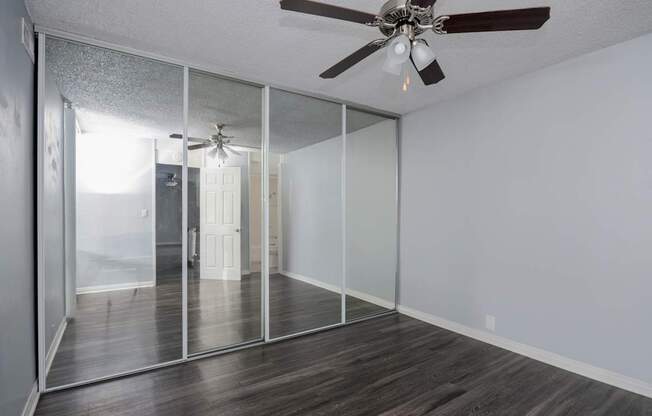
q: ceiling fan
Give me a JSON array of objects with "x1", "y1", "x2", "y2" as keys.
[
  {"x1": 169, "y1": 123, "x2": 256, "y2": 164},
  {"x1": 279, "y1": 0, "x2": 551, "y2": 87}
]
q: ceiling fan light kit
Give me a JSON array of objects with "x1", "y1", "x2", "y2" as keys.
[
  {"x1": 279, "y1": 0, "x2": 551, "y2": 87},
  {"x1": 170, "y1": 123, "x2": 247, "y2": 166},
  {"x1": 382, "y1": 34, "x2": 411, "y2": 75},
  {"x1": 411, "y1": 39, "x2": 436, "y2": 71}
]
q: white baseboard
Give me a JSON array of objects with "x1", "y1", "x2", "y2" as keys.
[
  {"x1": 346, "y1": 288, "x2": 395, "y2": 310},
  {"x1": 281, "y1": 271, "x2": 395, "y2": 310},
  {"x1": 398, "y1": 305, "x2": 652, "y2": 399},
  {"x1": 200, "y1": 275, "x2": 241, "y2": 281},
  {"x1": 21, "y1": 381, "x2": 39, "y2": 416},
  {"x1": 45, "y1": 318, "x2": 67, "y2": 375},
  {"x1": 282, "y1": 271, "x2": 341, "y2": 293},
  {"x1": 76, "y1": 281, "x2": 155, "y2": 295}
]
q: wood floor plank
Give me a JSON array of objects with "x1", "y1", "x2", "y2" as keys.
[
  {"x1": 47, "y1": 272, "x2": 389, "y2": 387},
  {"x1": 37, "y1": 315, "x2": 652, "y2": 415}
]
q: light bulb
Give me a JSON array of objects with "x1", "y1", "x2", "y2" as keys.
[{"x1": 401, "y1": 65, "x2": 410, "y2": 93}]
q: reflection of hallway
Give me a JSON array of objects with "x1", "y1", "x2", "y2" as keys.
[{"x1": 47, "y1": 271, "x2": 389, "y2": 386}]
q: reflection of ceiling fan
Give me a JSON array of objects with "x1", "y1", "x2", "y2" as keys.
[
  {"x1": 279, "y1": 0, "x2": 551, "y2": 88},
  {"x1": 164, "y1": 173, "x2": 178, "y2": 188},
  {"x1": 169, "y1": 123, "x2": 257, "y2": 164}
]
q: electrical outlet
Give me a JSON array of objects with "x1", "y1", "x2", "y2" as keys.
[
  {"x1": 141, "y1": 208, "x2": 149, "y2": 218},
  {"x1": 485, "y1": 315, "x2": 496, "y2": 332}
]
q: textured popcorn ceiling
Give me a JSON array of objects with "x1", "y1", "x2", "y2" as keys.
[
  {"x1": 45, "y1": 38, "x2": 388, "y2": 153},
  {"x1": 27, "y1": 0, "x2": 652, "y2": 114}
]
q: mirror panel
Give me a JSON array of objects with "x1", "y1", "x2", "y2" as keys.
[
  {"x1": 39, "y1": 35, "x2": 398, "y2": 390},
  {"x1": 345, "y1": 109, "x2": 398, "y2": 321},
  {"x1": 187, "y1": 70, "x2": 263, "y2": 353},
  {"x1": 43, "y1": 37, "x2": 184, "y2": 387},
  {"x1": 268, "y1": 89, "x2": 343, "y2": 338}
]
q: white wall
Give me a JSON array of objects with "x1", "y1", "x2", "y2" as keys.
[
  {"x1": 76, "y1": 135, "x2": 155, "y2": 290},
  {"x1": 401, "y1": 33, "x2": 652, "y2": 387},
  {"x1": 346, "y1": 119, "x2": 397, "y2": 304}
]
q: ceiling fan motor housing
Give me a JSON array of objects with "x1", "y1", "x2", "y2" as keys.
[{"x1": 379, "y1": 0, "x2": 434, "y2": 37}]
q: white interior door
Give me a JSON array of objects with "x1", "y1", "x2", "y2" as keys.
[{"x1": 200, "y1": 167, "x2": 241, "y2": 280}]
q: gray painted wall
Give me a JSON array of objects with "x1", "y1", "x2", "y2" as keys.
[
  {"x1": 281, "y1": 137, "x2": 343, "y2": 288},
  {"x1": 43, "y1": 68, "x2": 66, "y2": 360},
  {"x1": 401, "y1": 33, "x2": 652, "y2": 385},
  {"x1": 280, "y1": 120, "x2": 399, "y2": 302},
  {"x1": 346, "y1": 119, "x2": 397, "y2": 303},
  {"x1": 0, "y1": 1, "x2": 37, "y2": 415},
  {"x1": 63, "y1": 107, "x2": 77, "y2": 316}
]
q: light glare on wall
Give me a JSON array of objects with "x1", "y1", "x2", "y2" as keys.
[{"x1": 77, "y1": 133, "x2": 153, "y2": 195}]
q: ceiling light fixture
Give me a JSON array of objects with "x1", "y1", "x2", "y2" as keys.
[
  {"x1": 382, "y1": 34, "x2": 411, "y2": 76},
  {"x1": 411, "y1": 39, "x2": 436, "y2": 71},
  {"x1": 165, "y1": 173, "x2": 179, "y2": 188},
  {"x1": 171, "y1": 123, "x2": 244, "y2": 166},
  {"x1": 280, "y1": 0, "x2": 551, "y2": 88}
]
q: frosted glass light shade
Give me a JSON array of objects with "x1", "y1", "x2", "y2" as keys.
[
  {"x1": 382, "y1": 58, "x2": 403, "y2": 75},
  {"x1": 387, "y1": 35, "x2": 411, "y2": 63},
  {"x1": 411, "y1": 40, "x2": 436, "y2": 71},
  {"x1": 382, "y1": 35, "x2": 411, "y2": 75}
]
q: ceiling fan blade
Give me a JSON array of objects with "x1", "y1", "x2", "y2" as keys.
[
  {"x1": 320, "y1": 40, "x2": 386, "y2": 79},
  {"x1": 169, "y1": 133, "x2": 206, "y2": 143},
  {"x1": 280, "y1": 0, "x2": 377, "y2": 25},
  {"x1": 223, "y1": 145, "x2": 242, "y2": 156},
  {"x1": 441, "y1": 7, "x2": 551, "y2": 33},
  {"x1": 411, "y1": 57, "x2": 445, "y2": 86},
  {"x1": 188, "y1": 142, "x2": 214, "y2": 151},
  {"x1": 229, "y1": 144, "x2": 260, "y2": 153}
]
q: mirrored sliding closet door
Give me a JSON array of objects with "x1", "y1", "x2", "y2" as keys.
[
  {"x1": 345, "y1": 109, "x2": 398, "y2": 321},
  {"x1": 42, "y1": 37, "x2": 184, "y2": 388},
  {"x1": 267, "y1": 89, "x2": 344, "y2": 339},
  {"x1": 187, "y1": 70, "x2": 263, "y2": 353},
  {"x1": 39, "y1": 32, "x2": 399, "y2": 392}
]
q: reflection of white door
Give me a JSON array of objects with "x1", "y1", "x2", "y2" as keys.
[{"x1": 200, "y1": 167, "x2": 241, "y2": 280}]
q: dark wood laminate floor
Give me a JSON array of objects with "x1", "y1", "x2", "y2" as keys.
[
  {"x1": 37, "y1": 314, "x2": 652, "y2": 416},
  {"x1": 47, "y1": 272, "x2": 389, "y2": 387}
]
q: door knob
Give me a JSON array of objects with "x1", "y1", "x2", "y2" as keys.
[{"x1": 235, "y1": 228, "x2": 240, "y2": 232}]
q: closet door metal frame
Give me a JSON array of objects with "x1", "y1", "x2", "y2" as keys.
[{"x1": 35, "y1": 27, "x2": 400, "y2": 394}]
